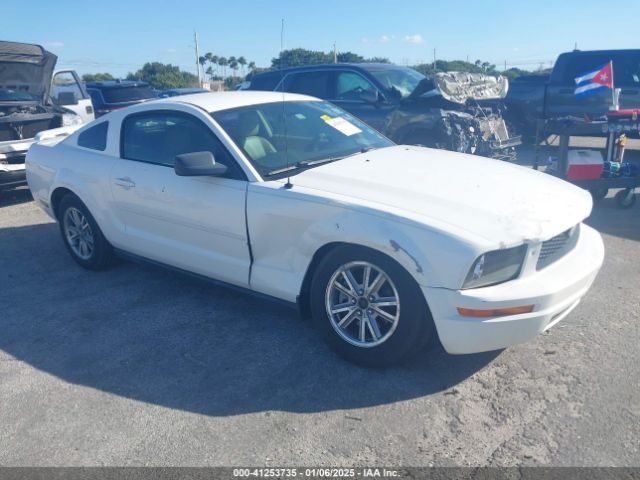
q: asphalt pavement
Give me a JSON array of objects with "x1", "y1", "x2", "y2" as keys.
[{"x1": 0, "y1": 151, "x2": 638, "y2": 466}]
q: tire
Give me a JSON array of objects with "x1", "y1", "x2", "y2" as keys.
[
  {"x1": 589, "y1": 188, "x2": 609, "y2": 202},
  {"x1": 310, "y1": 245, "x2": 434, "y2": 367},
  {"x1": 615, "y1": 188, "x2": 636, "y2": 209},
  {"x1": 57, "y1": 193, "x2": 114, "y2": 270}
]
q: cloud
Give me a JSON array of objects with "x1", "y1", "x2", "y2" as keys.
[
  {"x1": 361, "y1": 37, "x2": 370, "y2": 44},
  {"x1": 379, "y1": 35, "x2": 392, "y2": 44},
  {"x1": 166, "y1": 48, "x2": 177, "y2": 54},
  {"x1": 45, "y1": 41, "x2": 64, "y2": 48},
  {"x1": 403, "y1": 34, "x2": 424, "y2": 45}
]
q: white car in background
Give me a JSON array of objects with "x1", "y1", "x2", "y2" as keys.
[
  {"x1": 0, "y1": 41, "x2": 92, "y2": 191},
  {"x1": 26, "y1": 91, "x2": 604, "y2": 366}
]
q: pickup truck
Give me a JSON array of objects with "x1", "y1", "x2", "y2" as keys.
[
  {"x1": 1, "y1": 40, "x2": 92, "y2": 191},
  {"x1": 505, "y1": 49, "x2": 640, "y2": 139}
]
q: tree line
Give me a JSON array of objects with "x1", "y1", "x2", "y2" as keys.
[
  {"x1": 81, "y1": 48, "x2": 546, "y2": 90},
  {"x1": 198, "y1": 53, "x2": 256, "y2": 81}
]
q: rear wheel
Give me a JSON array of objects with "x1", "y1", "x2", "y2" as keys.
[
  {"x1": 310, "y1": 245, "x2": 434, "y2": 367},
  {"x1": 58, "y1": 194, "x2": 114, "y2": 270}
]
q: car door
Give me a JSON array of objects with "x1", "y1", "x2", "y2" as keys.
[
  {"x1": 329, "y1": 70, "x2": 393, "y2": 132},
  {"x1": 109, "y1": 108, "x2": 251, "y2": 287},
  {"x1": 51, "y1": 70, "x2": 95, "y2": 123}
]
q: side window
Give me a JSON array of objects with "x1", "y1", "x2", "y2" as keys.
[
  {"x1": 121, "y1": 111, "x2": 245, "y2": 179},
  {"x1": 77, "y1": 122, "x2": 108, "y2": 151},
  {"x1": 335, "y1": 72, "x2": 377, "y2": 101},
  {"x1": 283, "y1": 71, "x2": 331, "y2": 98},
  {"x1": 562, "y1": 55, "x2": 612, "y2": 85},
  {"x1": 613, "y1": 54, "x2": 640, "y2": 86},
  {"x1": 51, "y1": 71, "x2": 85, "y2": 105}
]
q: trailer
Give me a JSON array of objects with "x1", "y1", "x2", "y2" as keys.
[{"x1": 533, "y1": 109, "x2": 640, "y2": 209}]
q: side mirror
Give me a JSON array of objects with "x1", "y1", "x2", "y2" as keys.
[
  {"x1": 359, "y1": 89, "x2": 380, "y2": 104},
  {"x1": 56, "y1": 91, "x2": 79, "y2": 105},
  {"x1": 174, "y1": 151, "x2": 228, "y2": 177}
]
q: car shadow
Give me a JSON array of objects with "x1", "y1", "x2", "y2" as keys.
[
  {"x1": 0, "y1": 186, "x2": 33, "y2": 208},
  {"x1": 1, "y1": 222, "x2": 499, "y2": 416}
]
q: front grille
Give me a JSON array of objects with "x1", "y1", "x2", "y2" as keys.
[{"x1": 537, "y1": 224, "x2": 580, "y2": 270}]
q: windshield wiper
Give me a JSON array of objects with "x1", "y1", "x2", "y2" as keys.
[
  {"x1": 264, "y1": 164, "x2": 301, "y2": 176},
  {"x1": 265, "y1": 146, "x2": 381, "y2": 177},
  {"x1": 299, "y1": 146, "x2": 379, "y2": 167}
]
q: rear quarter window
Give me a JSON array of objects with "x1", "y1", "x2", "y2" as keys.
[{"x1": 77, "y1": 122, "x2": 108, "y2": 151}]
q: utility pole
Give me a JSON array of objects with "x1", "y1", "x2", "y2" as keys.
[
  {"x1": 333, "y1": 42, "x2": 337, "y2": 64},
  {"x1": 194, "y1": 30, "x2": 202, "y2": 87},
  {"x1": 504, "y1": 60, "x2": 507, "y2": 71}
]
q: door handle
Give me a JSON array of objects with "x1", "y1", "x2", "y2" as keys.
[
  {"x1": 559, "y1": 88, "x2": 573, "y2": 94},
  {"x1": 114, "y1": 177, "x2": 136, "y2": 189},
  {"x1": 621, "y1": 89, "x2": 639, "y2": 95}
]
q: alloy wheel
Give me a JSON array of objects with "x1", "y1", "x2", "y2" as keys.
[
  {"x1": 63, "y1": 207, "x2": 94, "y2": 260},
  {"x1": 325, "y1": 261, "x2": 400, "y2": 348}
]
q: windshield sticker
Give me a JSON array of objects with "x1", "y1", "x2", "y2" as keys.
[{"x1": 321, "y1": 116, "x2": 362, "y2": 136}]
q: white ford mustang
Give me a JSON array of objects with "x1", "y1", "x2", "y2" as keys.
[{"x1": 26, "y1": 91, "x2": 604, "y2": 366}]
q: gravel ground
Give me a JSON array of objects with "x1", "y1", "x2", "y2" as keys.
[{"x1": 0, "y1": 147, "x2": 639, "y2": 466}]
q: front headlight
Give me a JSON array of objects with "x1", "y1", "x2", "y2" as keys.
[
  {"x1": 462, "y1": 245, "x2": 527, "y2": 289},
  {"x1": 62, "y1": 112, "x2": 83, "y2": 127}
]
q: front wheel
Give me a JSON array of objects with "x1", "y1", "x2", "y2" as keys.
[{"x1": 310, "y1": 246, "x2": 434, "y2": 367}]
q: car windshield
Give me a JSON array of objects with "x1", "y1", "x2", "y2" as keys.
[
  {"x1": 211, "y1": 101, "x2": 394, "y2": 178},
  {"x1": 0, "y1": 89, "x2": 39, "y2": 102},
  {"x1": 368, "y1": 67, "x2": 425, "y2": 99},
  {"x1": 102, "y1": 86, "x2": 157, "y2": 104}
]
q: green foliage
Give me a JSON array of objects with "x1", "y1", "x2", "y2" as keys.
[
  {"x1": 366, "y1": 57, "x2": 391, "y2": 64},
  {"x1": 81, "y1": 72, "x2": 114, "y2": 82},
  {"x1": 126, "y1": 62, "x2": 198, "y2": 90},
  {"x1": 272, "y1": 48, "x2": 333, "y2": 68},
  {"x1": 336, "y1": 51, "x2": 365, "y2": 63},
  {"x1": 271, "y1": 48, "x2": 390, "y2": 68}
]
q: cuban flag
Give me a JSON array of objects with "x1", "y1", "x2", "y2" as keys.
[{"x1": 575, "y1": 61, "x2": 614, "y2": 97}]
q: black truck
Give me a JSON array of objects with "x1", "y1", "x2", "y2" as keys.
[{"x1": 505, "y1": 49, "x2": 640, "y2": 139}]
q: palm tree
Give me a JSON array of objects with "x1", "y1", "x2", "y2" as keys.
[
  {"x1": 218, "y1": 57, "x2": 228, "y2": 78},
  {"x1": 248, "y1": 61, "x2": 256, "y2": 72},
  {"x1": 210, "y1": 55, "x2": 219, "y2": 77},
  {"x1": 229, "y1": 60, "x2": 239, "y2": 77},
  {"x1": 237, "y1": 56, "x2": 247, "y2": 75},
  {"x1": 228, "y1": 56, "x2": 237, "y2": 77},
  {"x1": 205, "y1": 66, "x2": 214, "y2": 80},
  {"x1": 198, "y1": 56, "x2": 207, "y2": 81}
]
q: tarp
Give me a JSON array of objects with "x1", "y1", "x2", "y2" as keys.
[{"x1": 0, "y1": 41, "x2": 58, "y2": 100}]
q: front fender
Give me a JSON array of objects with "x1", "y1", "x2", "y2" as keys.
[{"x1": 247, "y1": 183, "x2": 477, "y2": 303}]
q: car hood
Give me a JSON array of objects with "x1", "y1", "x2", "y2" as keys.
[
  {"x1": 0, "y1": 41, "x2": 57, "y2": 102},
  {"x1": 409, "y1": 72, "x2": 509, "y2": 104},
  {"x1": 289, "y1": 145, "x2": 592, "y2": 246}
]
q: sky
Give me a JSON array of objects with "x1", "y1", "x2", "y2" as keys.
[{"x1": 4, "y1": 0, "x2": 640, "y2": 77}]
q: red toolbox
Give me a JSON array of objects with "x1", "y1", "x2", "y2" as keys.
[{"x1": 566, "y1": 150, "x2": 604, "y2": 181}]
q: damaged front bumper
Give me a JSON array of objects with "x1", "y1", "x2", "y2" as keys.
[
  {"x1": 422, "y1": 223, "x2": 604, "y2": 354},
  {"x1": 0, "y1": 139, "x2": 33, "y2": 189}
]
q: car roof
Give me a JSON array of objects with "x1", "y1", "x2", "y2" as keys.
[
  {"x1": 252, "y1": 62, "x2": 408, "y2": 78},
  {"x1": 154, "y1": 90, "x2": 320, "y2": 112},
  {"x1": 85, "y1": 80, "x2": 149, "y2": 88}
]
